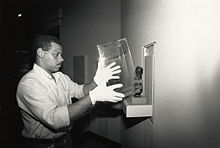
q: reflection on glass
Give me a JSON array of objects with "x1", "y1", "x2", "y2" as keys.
[{"x1": 97, "y1": 38, "x2": 135, "y2": 97}]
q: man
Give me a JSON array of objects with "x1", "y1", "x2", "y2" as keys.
[{"x1": 16, "y1": 35, "x2": 125, "y2": 148}]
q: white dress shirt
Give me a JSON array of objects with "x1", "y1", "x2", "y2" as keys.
[{"x1": 16, "y1": 64, "x2": 84, "y2": 139}]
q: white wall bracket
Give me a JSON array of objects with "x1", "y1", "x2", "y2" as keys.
[{"x1": 122, "y1": 96, "x2": 152, "y2": 118}]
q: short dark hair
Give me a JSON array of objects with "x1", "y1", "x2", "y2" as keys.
[{"x1": 32, "y1": 35, "x2": 61, "y2": 52}]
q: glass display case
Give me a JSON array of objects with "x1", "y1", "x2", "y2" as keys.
[{"x1": 97, "y1": 38, "x2": 135, "y2": 97}]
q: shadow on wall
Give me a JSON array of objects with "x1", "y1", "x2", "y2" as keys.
[
  {"x1": 121, "y1": 116, "x2": 150, "y2": 129},
  {"x1": 89, "y1": 102, "x2": 123, "y2": 118},
  {"x1": 194, "y1": 60, "x2": 220, "y2": 148}
]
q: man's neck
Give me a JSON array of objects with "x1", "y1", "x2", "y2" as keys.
[{"x1": 35, "y1": 62, "x2": 53, "y2": 76}]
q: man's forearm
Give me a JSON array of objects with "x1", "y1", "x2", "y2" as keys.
[
  {"x1": 67, "y1": 80, "x2": 97, "y2": 122},
  {"x1": 83, "y1": 80, "x2": 97, "y2": 96},
  {"x1": 67, "y1": 95, "x2": 93, "y2": 122}
]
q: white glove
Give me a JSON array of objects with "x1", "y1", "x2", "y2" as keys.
[
  {"x1": 94, "y1": 62, "x2": 121, "y2": 86},
  {"x1": 89, "y1": 84, "x2": 125, "y2": 105}
]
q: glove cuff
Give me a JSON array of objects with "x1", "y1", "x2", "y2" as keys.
[
  {"x1": 89, "y1": 90, "x2": 96, "y2": 105},
  {"x1": 93, "y1": 76, "x2": 99, "y2": 86}
]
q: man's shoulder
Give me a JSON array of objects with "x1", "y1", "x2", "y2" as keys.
[
  {"x1": 23, "y1": 69, "x2": 37, "y2": 77},
  {"x1": 54, "y1": 71, "x2": 71, "y2": 80},
  {"x1": 18, "y1": 69, "x2": 40, "y2": 84}
]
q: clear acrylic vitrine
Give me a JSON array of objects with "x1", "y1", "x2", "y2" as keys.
[{"x1": 96, "y1": 38, "x2": 135, "y2": 97}]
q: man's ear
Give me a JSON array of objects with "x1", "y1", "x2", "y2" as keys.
[{"x1": 37, "y1": 48, "x2": 44, "y2": 57}]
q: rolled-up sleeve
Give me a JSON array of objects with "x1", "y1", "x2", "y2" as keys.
[
  {"x1": 69, "y1": 81, "x2": 84, "y2": 99},
  {"x1": 17, "y1": 79, "x2": 70, "y2": 130},
  {"x1": 62, "y1": 74, "x2": 85, "y2": 99}
]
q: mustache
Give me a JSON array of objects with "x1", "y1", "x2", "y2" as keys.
[{"x1": 57, "y1": 62, "x2": 63, "y2": 66}]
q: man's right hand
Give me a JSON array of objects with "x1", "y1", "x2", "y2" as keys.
[
  {"x1": 94, "y1": 62, "x2": 121, "y2": 86},
  {"x1": 89, "y1": 83, "x2": 125, "y2": 105}
]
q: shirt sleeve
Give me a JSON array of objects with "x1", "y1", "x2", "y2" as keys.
[
  {"x1": 17, "y1": 78, "x2": 70, "y2": 130},
  {"x1": 62, "y1": 74, "x2": 85, "y2": 99}
]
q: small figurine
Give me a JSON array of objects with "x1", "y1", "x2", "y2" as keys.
[{"x1": 134, "y1": 66, "x2": 143, "y2": 97}]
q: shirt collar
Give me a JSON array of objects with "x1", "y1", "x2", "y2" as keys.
[{"x1": 33, "y1": 63, "x2": 60, "y2": 81}]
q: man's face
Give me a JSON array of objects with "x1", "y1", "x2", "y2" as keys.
[{"x1": 42, "y1": 42, "x2": 64, "y2": 73}]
